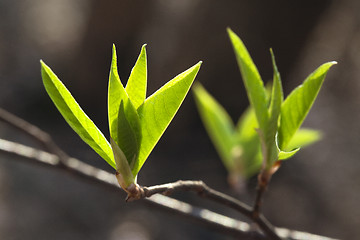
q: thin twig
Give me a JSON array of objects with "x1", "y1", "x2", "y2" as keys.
[
  {"x1": 0, "y1": 108, "x2": 69, "y2": 162},
  {"x1": 252, "y1": 162, "x2": 282, "y2": 240},
  {"x1": 253, "y1": 170, "x2": 269, "y2": 218},
  {"x1": 139, "y1": 180, "x2": 280, "y2": 240}
]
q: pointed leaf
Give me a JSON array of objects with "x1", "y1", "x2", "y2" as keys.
[
  {"x1": 41, "y1": 61, "x2": 115, "y2": 168},
  {"x1": 193, "y1": 83, "x2": 236, "y2": 170},
  {"x1": 227, "y1": 28, "x2": 268, "y2": 132},
  {"x1": 268, "y1": 49, "x2": 283, "y2": 126},
  {"x1": 286, "y1": 128, "x2": 322, "y2": 151},
  {"x1": 135, "y1": 62, "x2": 202, "y2": 175},
  {"x1": 126, "y1": 44, "x2": 147, "y2": 109},
  {"x1": 265, "y1": 49, "x2": 283, "y2": 166},
  {"x1": 278, "y1": 61, "x2": 336, "y2": 149},
  {"x1": 108, "y1": 44, "x2": 129, "y2": 143},
  {"x1": 108, "y1": 45, "x2": 142, "y2": 150}
]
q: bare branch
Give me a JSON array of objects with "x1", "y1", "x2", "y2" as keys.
[
  {"x1": 0, "y1": 108, "x2": 69, "y2": 162},
  {"x1": 0, "y1": 108, "x2": 339, "y2": 240},
  {"x1": 0, "y1": 138, "x2": 339, "y2": 240},
  {"x1": 137, "y1": 180, "x2": 280, "y2": 240},
  {"x1": 0, "y1": 138, "x2": 263, "y2": 239}
]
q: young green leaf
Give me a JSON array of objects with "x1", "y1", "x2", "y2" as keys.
[
  {"x1": 275, "y1": 133, "x2": 299, "y2": 161},
  {"x1": 135, "y1": 62, "x2": 202, "y2": 175},
  {"x1": 126, "y1": 44, "x2": 147, "y2": 109},
  {"x1": 268, "y1": 49, "x2": 283, "y2": 127},
  {"x1": 278, "y1": 61, "x2": 337, "y2": 149},
  {"x1": 41, "y1": 61, "x2": 115, "y2": 169},
  {"x1": 227, "y1": 28, "x2": 269, "y2": 132},
  {"x1": 286, "y1": 128, "x2": 322, "y2": 151},
  {"x1": 108, "y1": 45, "x2": 142, "y2": 152},
  {"x1": 108, "y1": 45, "x2": 130, "y2": 144},
  {"x1": 117, "y1": 101, "x2": 140, "y2": 169},
  {"x1": 278, "y1": 147, "x2": 300, "y2": 160},
  {"x1": 110, "y1": 138, "x2": 135, "y2": 188},
  {"x1": 193, "y1": 83, "x2": 236, "y2": 170},
  {"x1": 264, "y1": 49, "x2": 283, "y2": 166}
]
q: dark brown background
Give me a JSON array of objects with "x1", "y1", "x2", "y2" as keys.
[{"x1": 0, "y1": 0, "x2": 359, "y2": 239}]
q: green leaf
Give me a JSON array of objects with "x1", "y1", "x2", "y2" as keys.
[
  {"x1": 117, "y1": 101, "x2": 140, "y2": 170},
  {"x1": 41, "y1": 61, "x2": 115, "y2": 169},
  {"x1": 110, "y1": 138, "x2": 135, "y2": 188},
  {"x1": 193, "y1": 83, "x2": 236, "y2": 170},
  {"x1": 108, "y1": 44, "x2": 129, "y2": 144},
  {"x1": 235, "y1": 107, "x2": 262, "y2": 177},
  {"x1": 265, "y1": 49, "x2": 283, "y2": 166},
  {"x1": 108, "y1": 45, "x2": 142, "y2": 154},
  {"x1": 135, "y1": 62, "x2": 202, "y2": 175},
  {"x1": 268, "y1": 49, "x2": 283, "y2": 126},
  {"x1": 275, "y1": 133, "x2": 300, "y2": 160},
  {"x1": 227, "y1": 28, "x2": 269, "y2": 132},
  {"x1": 236, "y1": 107, "x2": 258, "y2": 141},
  {"x1": 126, "y1": 44, "x2": 147, "y2": 109},
  {"x1": 278, "y1": 147, "x2": 300, "y2": 160},
  {"x1": 286, "y1": 128, "x2": 322, "y2": 151},
  {"x1": 278, "y1": 61, "x2": 336, "y2": 149}
]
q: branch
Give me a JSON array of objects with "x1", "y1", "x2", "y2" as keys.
[
  {"x1": 0, "y1": 139, "x2": 339, "y2": 240},
  {"x1": 0, "y1": 108, "x2": 339, "y2": 240},
  {"x1": 137, "y1": 180, "x2": 280, "y2": 240},
  {"x1": 0, "y1": 108, "x2": 69, "y2": 161},
  {"x1": 0, "y1": 138, "x2": 263, "y2": 239}
]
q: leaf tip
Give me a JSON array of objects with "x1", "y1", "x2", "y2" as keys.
[
  {"x1": 112, "y1": 44, "x2": 117, "y2": 58},
  {"x1": 226, "y1": 27, "x2": 233, "y2": 34},
  {"x1": 40, "y1": 59, "x2": 47, "y2": 68},
  {"x1": 269, "y1": 48, "x2": 275, "y2": 59}
]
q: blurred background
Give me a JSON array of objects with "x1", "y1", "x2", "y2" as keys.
[{"x1": 0, "y1": 0, "x2": 359, "y2": 239}]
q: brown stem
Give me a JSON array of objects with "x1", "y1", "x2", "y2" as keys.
[{"x1": 253, "y1": 170, "x2": 271, "y2": 218}]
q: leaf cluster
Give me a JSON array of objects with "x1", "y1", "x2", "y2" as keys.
[
  {"x1": 193, "y1": 29, "x2": 336, "y2": 180},
  {"x1": 41, "y1": 45, "x2": 201, "y2": 190}
]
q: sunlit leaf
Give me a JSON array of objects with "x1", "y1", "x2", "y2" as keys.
[
  {"x1": 135, "y1": 62, "x2": 202, "y2": 175},
  {"x1": 41, "y1": 61, "x2": 115, "y2": 168},
  {"x1": 278, "y1": 61, "x2": 336, "y2": 149},
  {"x1": 126, "y1": 44, "x2": 147, "y2": 109},
  {"x1": 265, "y1": 49, "x2": 283, "y2": 166},
  {"x1": 117, "y1": 101, "x2": 140, "y2": 170},
  {"x1": 108, "y1": 45, "x2": 130, "y2": 144},
  {"x1": 227, "y1": 28, "x2": 268, "y2": 132},
  {"x1": 108, "y1": 45, "x2": 142, "y2": 160}
]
